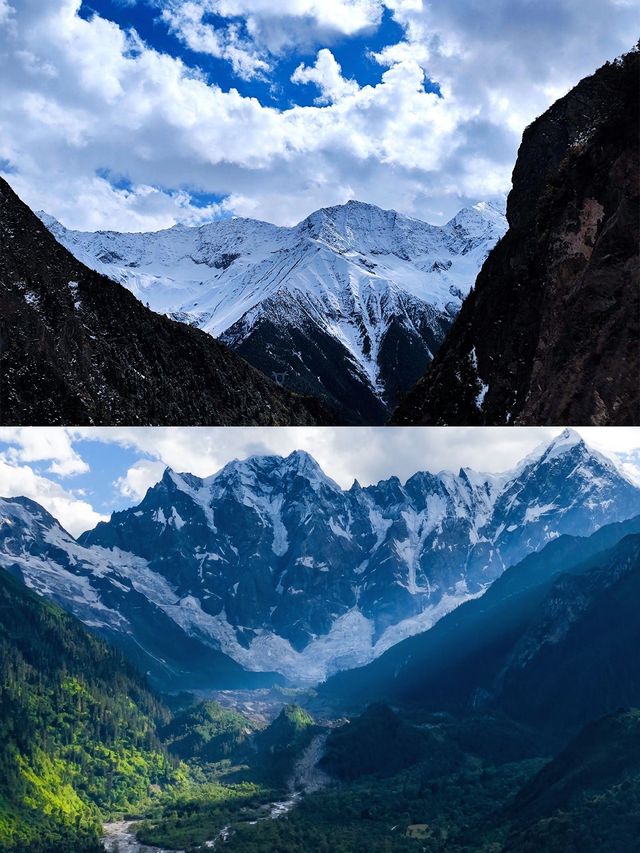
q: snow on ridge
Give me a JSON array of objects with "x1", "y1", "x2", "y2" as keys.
[
  {"x1": 4, "y1": 427, "x2": 637, "y2": 686},
  {"x1": 40, "y1": 199, "x2": 507, "y2": 396},
  {"x1": 166, "y1": 468, "x2": 216, "y2": 530}
]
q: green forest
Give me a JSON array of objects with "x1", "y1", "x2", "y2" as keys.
[
  {"x1": 2, "y1": 565, "x2": 640, "y2": 853},
  {"x1": 0, "y1": 568, "x2": 181, "y2": 852}
]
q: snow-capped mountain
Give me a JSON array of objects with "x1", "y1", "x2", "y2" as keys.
[
  {"x1": 39, "y1": 200, "x2": 506, "y2": 423},
  {"x1": 2, "y1": 431, "x2": 637, "y2": 685}
]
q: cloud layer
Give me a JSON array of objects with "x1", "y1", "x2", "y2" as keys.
[
  {"x1": 0, "y1": 0, "x2": 635, "y2": 230},
  {"x1": 1, "y1": 428, "x2": 638, "y2": 536}
]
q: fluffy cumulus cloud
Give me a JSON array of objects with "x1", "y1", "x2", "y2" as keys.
[
  {"x1": 114, "y1": 459, "x2": 168, "y2": 501},
  {"x1": 72, "y1": 426, "x2": 639, "y2": 491},
  {"x1": 0, "y1": 427, "x2": 108, "y2": 535},
  {"x1": 0, "y1": 460, "x2": 107, "y2": 537},
  {"x1": 0, "y1": 0, "x2": 636, "y2": 229},
  {"x1": 291, "y1": 49, "x2": 360, "y2": 104},
  {"x1": 163, "y1": 0, "x2": 385, "y2": 58},
  {"x1": 0, "y1": 427, "x2": 89, "y2": 476},
  {"x1": 160, "y1": 1, "x2": 271, "y2": 80}
]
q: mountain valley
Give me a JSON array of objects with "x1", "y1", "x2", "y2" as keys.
[{"x1": 1, "y1": 430, "x2": 640, "y2": 852}]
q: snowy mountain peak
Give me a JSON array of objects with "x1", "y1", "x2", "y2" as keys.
[
  {"x1": 283, "y1": 448, "x2": 328, "y2": 478},
  {"x1": 36, "y1": 210, "x2": 64, "y2": 233},
  {"x1": 444, "y1": 202, "x2": 507, "y2": 249},
  {"x1": 517, "y1": 428, "x2": 603, "y2": 473},
  {"x1": 3, "y1": 436, "x2": 640, "y2": 686},
  {"x1": 1, "y1": 495, "x2": 62, "y2": 531},
  {"x1": 544, "y1": 427, "x2": 585, "y2": 455},
  {"x1": 40, "y1": 199, "x2": 506, "y2": 422},
  {"x1": 298, "y1": 199, "x2": 403, "y2": 251},
  {"x1": 161, "y1": 466, "x2": 204, "y2": 493},
  {"x1": 213, "y1": 450, "x2": 339, "y2": 494}
]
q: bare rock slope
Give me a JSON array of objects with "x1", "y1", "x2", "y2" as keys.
[{"x1": 393, "y1": 49, "x2": 639, "y2": 426}]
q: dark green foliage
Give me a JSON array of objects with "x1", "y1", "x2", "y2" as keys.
[
  {"x1": 438, "y1": 715, "x2": 543, "y2": 766},
  {"x1": 183, "y1": 710, "x2": 640, "y2": 853},
  {"x1": 220, "y1": 749, "x2": 542, "y2": 852},
  {"x1": 0, "y1": 568, "x2": 177, "y2": 852},
  {"x1": 320, "y1": 704, "x2": 429, "y2": 780},
  {"x1": 161, "y1": 700, "x2": 257, "y2": 763},
  {"x1": 254, "y1": 704, "x2": 317, "y2": 786},
  {"x1": 505, "y1": 708, "x2": 640, "y2": 853},
  {"x1": 135, "y1": 780, "x2": 271, "y2": 852}
]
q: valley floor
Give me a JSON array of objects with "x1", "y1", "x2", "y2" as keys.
[
  {"x1": 119, "y1": 703, "x2": 640, "y2": 853},
  {"x1": 103, "y1": 821, "x2": 177, "y2": 853}
]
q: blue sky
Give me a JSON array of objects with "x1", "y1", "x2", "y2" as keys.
[
  {"x1": 78, "y1": 1, "x2": 424, "y2": 110},
  {"x1": 57, "y1": 438, "x2": 150, "y2": 513},
  {"x1": 0, "y1": 0, "x2": 635, "y2": 232},
  {"x1": 0, "y1": 427, "x2": 638, "y2": 537}
]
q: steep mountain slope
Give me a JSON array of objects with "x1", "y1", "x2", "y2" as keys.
[
  {"x1": 160, "y1": 700, "x2": 258, "y2": 764},
  {"x1": 505, "y1": 709, "x2": 640, "y2": 853},
  {"x1": 321, "y1": 515, "x2": 640, "y2": 743},
  {"x1": 2, "y1": 431, "x2": 638, "y2": 686},
  {"x1": 41, "y1": 200, "x2": 506, "y2": 424},
  {"x1": 0, "y1": 497, "x2": 279, "y2": 692},
  {"x1": 0, "y1": 566, "x2": 174, "y2": 852},
  {"x1": 393, "y1": 49, "x2": 640, "y2": 426},
  {"x1": 0, "y1": 177, "x2": 330, "y2": 426}
]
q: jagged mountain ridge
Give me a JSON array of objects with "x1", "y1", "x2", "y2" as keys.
[
  {"x1": 1, "y1": 430, "x2": 638, "y2": 687},
  {"x1": 40, "y1": 200, "x2": 506, "y2": 424},
  {"x1": 0, "y1": 177, "x2": 331, "y2": 426},
  {"x1": 393, "y1": 49, "x2": 640, "y2": 426}
]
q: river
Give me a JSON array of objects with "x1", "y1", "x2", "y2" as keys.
[
  {"x1": 102, "y1": 820, "x2": 183, "y2": 853},
  {"x1": 102, "y1": 732, "x2": 331, "y2": 852}
]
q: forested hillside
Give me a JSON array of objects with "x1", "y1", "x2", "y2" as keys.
[{"x1": 0, "y1": 568, "x2": 177, "y2": 852}]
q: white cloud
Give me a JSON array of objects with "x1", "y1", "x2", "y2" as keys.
[
  {"x1": 114, "y1": 459, "x2": 167, "y2": 501},
  {"x1": 0, "y1": 0, "x2": 14, "y2": 25},
  {"x1": 193, "y1": 0, "x2": 385, "y2": 53},
  {"x1": 71, "y1": 426, "x2": 639, "y2": 492},
  {"x1": 292, "y1": 49, "x2": 360, "y2": 103},
  {"x1": 0, "y1": 0, "x2": 636, "y2": 230},
  {"x1": 161, "y1": 2, "x2": 270, "y2": 80},
  {"x1": 0, "y1": 427, "x2": 89, "y2": 476},
  {"x1": 0, "y1": 459, "x2": 107, "y2": 537}
]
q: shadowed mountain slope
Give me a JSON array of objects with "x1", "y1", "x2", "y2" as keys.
[
  {"x1": 0, "y1": 178, "x2": 332, "y2": 426},
  {"x1": 393, "y1": 49, "x2": 640, "y2": 426},
  {"x1": 321, "y1": 516, "x2": 640, "y2": 745}
]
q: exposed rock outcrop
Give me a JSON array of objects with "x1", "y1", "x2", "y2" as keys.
[{"x1": 393, "y1": 49, "x2": 639, "y2": 426}]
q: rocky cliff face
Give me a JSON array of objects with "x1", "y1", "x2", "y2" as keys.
[
  {"x1": 393, "y1": 49, "x2": 639, "y2": 426},
  {"x1": 0, "y1": 178, "x2": 330, "y2": 426}
]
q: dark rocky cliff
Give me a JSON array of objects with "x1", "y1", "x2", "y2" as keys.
[
  {"x1": 393, "y1": 49, "x2": 639, "y2": 426},
  {"x1": 0, "y1": 178, "x2": 333, "y2": 425}
]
